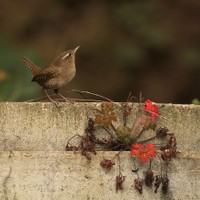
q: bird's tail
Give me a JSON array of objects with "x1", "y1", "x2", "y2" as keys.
[{"x1": 22, "y1": 56, "x2": 42, "y2": 76}]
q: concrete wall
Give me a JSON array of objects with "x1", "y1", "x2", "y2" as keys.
[{"x1": 0, "y1": 102, "x2": 199, "y2": 200}]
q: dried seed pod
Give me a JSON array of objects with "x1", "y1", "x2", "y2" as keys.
[
  {"x1": 145, "y1": 169, "x2": 154, "y2": 186},
  {"x1": 154, "y1": 175, "x2": 162, "y2": 193},
  {"x1": 162, "y1": 176, "x2": 169, "y2": 194},
  {"x1": 160, "y1": 135, "x2": 177, "y2": 163},
  {"x1": 156, "y1": 127, "x2": 169, "y2": 138},
  {"x1": 116, "y1": 174, "x2": 126, "y2": 192},
  {"x1": 100, "y1": 159, "x2": 115, "y2": 171},
  {"x1": 168, "y1": 135, "x2": 177, "y2": 148},
  {"x1": 80, "y1": 135, "x2": 96, "y2": 160},
  {"x1": 134, "y1": 178, "x2": 143, "y2": 194}
]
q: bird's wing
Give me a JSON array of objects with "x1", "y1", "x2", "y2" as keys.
[
  {"x1": 32, "y1": 67, "x2": 60, "y2": 83},
  {"x1": 22, "y1": 56, "x2": 42, "y2": 76}
]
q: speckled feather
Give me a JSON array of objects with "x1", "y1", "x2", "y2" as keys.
[
  {"x1": 22, "y1": 56, "x2": 42, "y2": 76},
  {"x1": 32, "y1": 67, "x2": 60, "y2": 83}
]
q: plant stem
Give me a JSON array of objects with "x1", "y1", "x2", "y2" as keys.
[{"x1": 131, "y1": 114, "x2": 146, "y2": 136}]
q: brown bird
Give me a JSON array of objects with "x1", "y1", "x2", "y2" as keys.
[{"x1": 22, "y1": 46, "x2": 80, "y2": 104}]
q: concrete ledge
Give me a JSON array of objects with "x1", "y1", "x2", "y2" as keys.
[
  {"x1": 0, "y1": 151, "x2": 199, "y2": 200},
  {"x1": 0, "y1": 102, "x2": 200, "y2": 199},
  {"x1": 0, "y1": 102, "x2": 200, "y2": 151}
]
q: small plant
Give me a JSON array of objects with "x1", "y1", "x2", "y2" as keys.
[{"x1": 66, "y1": 98, "x2": 177, "y2": 195}]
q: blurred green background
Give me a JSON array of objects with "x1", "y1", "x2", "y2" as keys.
[{"x1": 0, "y1": 0, "x2": 199, "y2": 103}]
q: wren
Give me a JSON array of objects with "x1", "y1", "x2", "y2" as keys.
[{"x1": 22, "y1": 46, "x2": 79, "y2": 104}]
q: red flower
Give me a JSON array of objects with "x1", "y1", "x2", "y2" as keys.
[
  {"x1": 130, "y1": 143, "x2": 157, "y2": 163},
  {"x1": 144, "y1": 100, "x2": 160, "y2": 121}
]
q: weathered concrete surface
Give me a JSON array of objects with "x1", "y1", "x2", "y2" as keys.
[
  {"x1": 0, "y1": 102, "x2": 200, "y2": 199},
  {"x1": 0, "y1": 151, "x2": 199, "y2": 200},
  {"x1": 0, "y1": 102, "x2": 200, "y2": 151}
]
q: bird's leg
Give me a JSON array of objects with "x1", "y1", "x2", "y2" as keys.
[
  {"x1": 54, "y1": 89, "x2": 67, "y2": 101},
  {"x1": 54, "y1": 89, "x2": 74, "y2": 103},
  {"x1": 43, "y1": 89, "x2": 60, "y2": 107}
]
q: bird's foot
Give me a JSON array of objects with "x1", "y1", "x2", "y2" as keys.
[
  {"x1": 48, "y1": 99, "x2": 62, "y2": 108},
  {"x1": 54, "y1": 101, "x2": 62, "y2": 108}
]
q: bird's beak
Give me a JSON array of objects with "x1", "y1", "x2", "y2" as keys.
[{"x1": 74, "y1": 46, "x2": 80, "y2": 53}]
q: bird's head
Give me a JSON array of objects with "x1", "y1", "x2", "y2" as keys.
[{"x1": 52, "y1": 46, "x2": 80, "y2": 67}]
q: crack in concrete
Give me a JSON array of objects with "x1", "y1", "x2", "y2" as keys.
[
  {"x1": 3, "y1": 166, "x2": 12, "y2": 200},
  {"x1": 3, "y1": 151, "x2": 13, "y2": 200}
]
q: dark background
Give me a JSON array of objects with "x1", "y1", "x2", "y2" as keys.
[{"x1": 0, "y1": 0, "x2": 199, "y2": 103}]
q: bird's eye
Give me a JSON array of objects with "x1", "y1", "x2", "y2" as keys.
[{"x1": 69, "y1": 53, "x2": 72, "y2": 56}]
